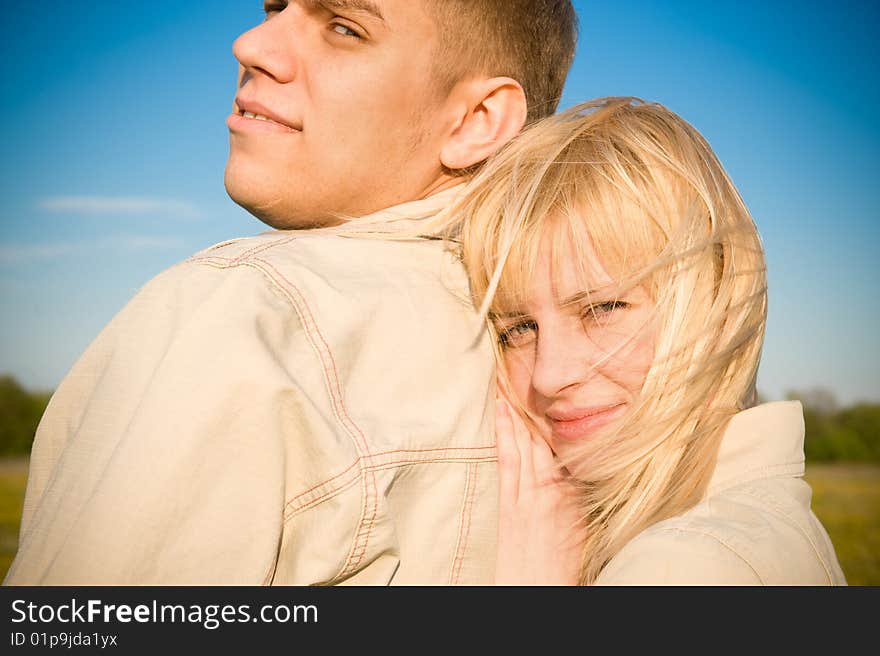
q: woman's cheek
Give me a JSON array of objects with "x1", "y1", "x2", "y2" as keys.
[
  {"x1": 503, "y1": 351, "x2": 534, "y2": 404},
  {"x1": 626, "y1": 334, "x2": 655, "y2": 394}
]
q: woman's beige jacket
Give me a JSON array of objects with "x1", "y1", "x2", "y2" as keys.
[{"x1": 596, "y1": 402, "x2": 846, "y2": 585}]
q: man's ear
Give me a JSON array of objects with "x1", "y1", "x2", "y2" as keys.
[{"x1": 440, "y1": 77, "x2": 528, "y2": 171}]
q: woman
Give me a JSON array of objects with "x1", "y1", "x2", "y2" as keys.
[{"x1": 455, "y1": 98, "x2": 845, "y2": 585}]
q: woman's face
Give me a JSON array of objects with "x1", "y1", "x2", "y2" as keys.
[{"x1": 495, "y1": 230, "x2": 656, "y2": 453}]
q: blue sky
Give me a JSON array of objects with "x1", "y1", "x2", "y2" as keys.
[{"x1": 0, "y1": 1, "x2": 878, "y2": 405}]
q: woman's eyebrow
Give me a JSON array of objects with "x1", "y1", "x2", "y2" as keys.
[
  {"x1": 559, "y1": 291, "x2": 599, "y2": 308},
  {"x1": 490, "y1": 311, "x2": 530, "y2": 321}
]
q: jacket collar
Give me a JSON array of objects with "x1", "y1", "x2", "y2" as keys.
[
  {"x1": 707, "y1": 401, "x2": 806, "y2": 496},
  {"x1": 324, "y1": 184, "x2": 467, "y2": 236}
]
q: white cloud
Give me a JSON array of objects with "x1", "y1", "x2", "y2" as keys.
[
  {"x1": 0, "y1": 243, "x2": 72, "y2": 264},
  {"x1": 39, "y1": 196, "x2": 202, "y2": 220},
  {"x1": 0, "y1": 235, "x2": 185, "y2": 265},
  {"x1": 111, "y1": 235, "x2": 185, "y2": 250}
]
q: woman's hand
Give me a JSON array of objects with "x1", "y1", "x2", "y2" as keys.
[{"x1": 494, "y1": 396, "x2": 585, "y2": 585}]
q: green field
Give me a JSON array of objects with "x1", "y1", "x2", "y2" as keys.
[
  {"x1": 1, "y1": 459, "x2": 877, "y2": 584},
  {"x1": 805, "y1": 464, "x2": 880, "y2": 585},
  {"x1": 0, "y1": 457, "x2": 28, "y2": 580}
]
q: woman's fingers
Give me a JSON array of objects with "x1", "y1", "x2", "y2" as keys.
[
  {"x1": 530, "y1": 432, "x2": 559, "y2": 487},
  {"x1": 506, "y1": 399, "x2": 536, "y2": 494},
  {"x1": 494, "y1": 395, "x2": 585, "y2": 586},
  {"x1": 497, "y1": 393, "x2": 566, "y2": 503}
]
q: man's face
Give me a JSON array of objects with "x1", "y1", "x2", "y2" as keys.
[{"x1": 225, "y1": 0, "x2": 455, "y2": 228}]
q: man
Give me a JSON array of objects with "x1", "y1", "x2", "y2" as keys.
[{"x1": 6, "y1": 0, "x2": 577, "y2": 585}]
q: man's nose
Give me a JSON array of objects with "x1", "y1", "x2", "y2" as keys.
[
  {"x1": 232, "y1": 11, "x2": 299, "y2": 85},
  {"x1": 529, "y1": 328, "x2": 599, "y2": 399}
]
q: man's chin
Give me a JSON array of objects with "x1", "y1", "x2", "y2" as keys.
[
  {"x1": 224, "y1": 166, "x2": 286, "y2": 229},
  {"x1": 224, "y1": 168, "x2": 341, "y2": 231}
]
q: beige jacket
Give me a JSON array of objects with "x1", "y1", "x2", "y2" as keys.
[
  {"x1": 5, "y1": 188, "x2": 499, "y2": 586},
  {"x1": 596, "y1": 402, "x2": 846, "y2": 585}
]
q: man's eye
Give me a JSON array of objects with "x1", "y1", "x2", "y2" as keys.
[
  {"x1": 263, "y1": 1, "x2": 286, "y2": 19},
  {"x1": 497, "y1": 321, "x2": 537, "y2": 349},
  {"x1": 330, "y1": 22, "x2": 362, "y2": 38}
]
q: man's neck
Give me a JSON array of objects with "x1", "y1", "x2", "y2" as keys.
[{"x1": 418, "y1": 172, "x2": 470, "y2": 201}]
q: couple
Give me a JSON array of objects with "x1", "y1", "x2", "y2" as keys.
[{"x1": 6, "y1": 1, "x2": 843, "y2": 585}]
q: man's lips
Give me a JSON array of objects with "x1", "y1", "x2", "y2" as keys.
[
  {"x1": 230, "y1": 96, "x2": 301, "y2": 132},
  {"x1": 546, "y1": 403, "x2": 627, "y2": 441}
]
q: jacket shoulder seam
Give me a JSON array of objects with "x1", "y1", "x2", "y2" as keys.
[
  {"x1": 731, "y1": 483, "x2": 836, "y2": 584},
  {"x1": 190, "y1": 255, "x2": 375, "y2": 581},
  {"x1": 637, "y1": 525, "x2": 766, "y2": 584},
  {"x1": 249, "y1": 256, "x2": 376, "y2": 578},
  {"x1": 188, "y1": 235, "x2": 300, "y2": 264}
]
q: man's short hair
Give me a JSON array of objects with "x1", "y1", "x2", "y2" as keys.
[{"x1": 430, "y1": 0, "x2": 578, "y2": 124}]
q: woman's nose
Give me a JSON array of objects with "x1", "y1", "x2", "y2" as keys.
[{"x1": 529, "y1": 326, "x2": 599, "y2": 399}]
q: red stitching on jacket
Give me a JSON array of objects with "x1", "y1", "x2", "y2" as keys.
[
  {"x1": 234, "y1": 235, "x2": 299, "y2": 263},
  {"x1": 285, "y1": 473, "x2": 364, "y2": 520},
  {"x1": 190, "y1": 255, "x2": 494, "y2": 583},
  {"x1": 188, "y1": 255, "x2": 234, "y2": 264},
  {"x1": 283, "y1": 456, "x2": 497, "y2": 518},
  {"x1": 449, "y1": 465, "x2": 472, "y2": 584},
  {"x1": 281, "y1": 446, "x2": 496, "y2": 512},
  {"x1": 451, "y1": 463, "x2": 478, "y2": 584},
  {"x1": 346, "y1": 469, "x2": 379, "y2": 575},
  {"x1": 252, "y1": 257, "x2": 376, "y2": 580},
  {"x1": 193, "y1": 255, "x2": 374, "y2": 580},
  {"x1": 254, "y1": 258, "x2": 370, "y2": 455},
  {"x1": 459, "y1": 466, "x2": 479, "y2": 582},
  {"x1": 284, "y1": 461, "x2": 362, "y2": 510}
]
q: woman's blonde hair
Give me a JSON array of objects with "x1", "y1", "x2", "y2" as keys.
[{"x1": 455, "y1": 98, "x2": 768, "y2": 584}]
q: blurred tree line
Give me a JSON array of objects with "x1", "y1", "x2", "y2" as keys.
[
  {"x1": 0, "y1": 375, "x2": 878, "y2": 461},
  {"x1": 786, "y1": 388, "x2": 880, "y2": 462},
  {"x1": 0, "y1": 376, "x2": 52, "y2": 456}
]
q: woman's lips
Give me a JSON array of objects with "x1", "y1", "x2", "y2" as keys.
[{"x1": 547, "y1": 403, "x2": 627, "y2": 441}]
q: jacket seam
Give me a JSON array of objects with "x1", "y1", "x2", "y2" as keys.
[
  {"x1": 188, "y1": 235, "x2": 300, "y2": 264},
  {"x1": 260, "y1": 531, "x2": 283, "y2": 587},
  {"x1": 284, "y1": 454, "x2": 497, "y2": 519},
  {"x1": 283, "y1": 446, "x2": 496, "y2": 513},
  {"x1": 251, "y1": 257, "x2": 371, "y2": 454},
  {"x1": 250, "y1": 256, "x2": 377, "y2": 580},
  {"x1": 708, "y1": 460, "x2": 804, "y2": 496},
  {"x1": 234, "y1": 235, "x2": 300, "y2": 263},
  {"x1": 197, "y1": 238, "x2": 248, "y2": 254},
  {"x1": 192, "y1": 256, "x2": 374, "y2": 582},
  {"x1": 285, "y1": 472, "x2": 364, "y2": 521},
  {"x1": 449, "y1": 462, "x2": 479, "y2": 584},
  {"x1": 642, "y1": 526, "x2": 766, "y2": 584},
  {"x1": 733, "y1": 484, "x2": 836, "y2": 584}
]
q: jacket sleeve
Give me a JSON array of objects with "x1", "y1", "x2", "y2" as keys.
[
  {"x1": 4, "y1": 260, "x2": 332, "y2": 585},
  {"x1": 594, "y1": 527, "x2": 763, "y2": 585}
]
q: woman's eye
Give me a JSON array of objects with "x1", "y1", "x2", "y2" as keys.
[
  {"x1": 582, "y1": 300, "x2": 628, "y2": 322},
  {"x1": 497, "y1": 321, "x2": 537, "y2": 348}
]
